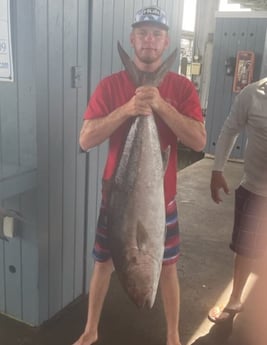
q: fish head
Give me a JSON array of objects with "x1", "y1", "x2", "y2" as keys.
[{"x1": 120, "y1": 247, "x2": 162, "y2": 308}]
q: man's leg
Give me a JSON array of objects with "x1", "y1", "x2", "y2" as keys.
[
  {"x1": 160, "y1": 263, "x2": 181, "y2": 345},
  {"x1": 228, "y1": 253, "x2": 252, "y2": 307},
  {"x1": 72, "y1": 259, "x2": 114, "y2": 345},
  {"x1": 209, "y1": 254, "x2": 252, "y2": 322}
]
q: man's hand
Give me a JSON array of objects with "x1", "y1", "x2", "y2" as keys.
[
  {"x1": 210, "y1": 171, "x2": 230, "y2": 204},
  {"x1": 135, "y1": 86, "x2": 163, "y2": 112},
  {"x1": 122, "y1": 91, "x2": 153, "y2": 118}
]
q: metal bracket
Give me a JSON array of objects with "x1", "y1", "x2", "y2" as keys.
[{"x1": 71, "y1": 66, "x2": 82, "y2": 88}]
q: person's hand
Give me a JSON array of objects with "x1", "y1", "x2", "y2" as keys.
[
  {"x1": 135, "y1": 86, "x2": 164, "y2": 112},
  {"x1": 210, "y1": 171, "x2": 230, "y2": 204},
  {"x1": 122, "y1": 92, "x2": 153, "y2": 118}
]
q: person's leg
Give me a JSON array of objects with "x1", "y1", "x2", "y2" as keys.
[
  {"x1": 72, "y1": 259, "x2": 114, "y2": 345},
  {"x1": 209, "y1": 253, "x2": 252, "y2": 322},
  {"x1": 228, "y1": 253, "x2": 252, "y2": 307},
  {"x1": 209, "y1": 187, "x2": 264, "y2": 323},
  {"x1": 160, "y1": 199, "x2": 181, "y2": 344},
  {"x1": 160, "y1": 263, "x2": 181, "y2": 345}
]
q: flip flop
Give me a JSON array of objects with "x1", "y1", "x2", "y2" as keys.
[{"x1": 208, "y1": 305, "x2": 243, "y2": 324}]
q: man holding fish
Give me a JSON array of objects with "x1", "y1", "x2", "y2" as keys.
[{"x1": 73, "y1": 6, "x2": 206, "y2": 345}]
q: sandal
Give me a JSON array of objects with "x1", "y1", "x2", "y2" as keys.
[{"x1": 208, "y1": 305, "x2": 243, "y2": 324}]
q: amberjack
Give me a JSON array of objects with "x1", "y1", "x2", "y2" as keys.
[{"x1": 107, "y1": 42, "x2": 177, "y2": 308}]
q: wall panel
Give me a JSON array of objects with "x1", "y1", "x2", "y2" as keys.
[
  {"x1": 0, "y1": 0, "x2": 38, "y2": 325},
  {"x1": 35, "y1": 0, "x2": 50, "y2": 324},
  {"x1": 35, "y1": 0, "x2": 89, "y2": 323},
  {"x1": 206, "y1": 14, "x2": 267, "y2": 159}
]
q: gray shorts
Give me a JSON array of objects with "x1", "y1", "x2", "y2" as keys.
[{"x1": 230, "y1": 186, "x2": 267, "y2": 258}]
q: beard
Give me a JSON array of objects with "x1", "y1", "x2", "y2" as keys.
[{"x1": 136, "y1": 49, "x2": 162, "y2": 65}]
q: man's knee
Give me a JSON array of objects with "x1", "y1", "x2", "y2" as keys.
[
  {"x1": 94, "y1": 259, "x2": 114, "y2": 276},
  {"x1": 161, "y1": 262, "x2": 178, "y2": 279}
]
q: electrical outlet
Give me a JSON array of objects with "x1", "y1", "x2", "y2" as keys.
[{"x1": 3, "y1": 216, "x2": 15, "y2": 238}]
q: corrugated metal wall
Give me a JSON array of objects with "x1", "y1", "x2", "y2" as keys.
[
  {"x1": 1, "y1": 0, "x2": 89, "y2": 325},
  {"x1": 0, "y1": 0, "x2": 38, "y2": 325},
  {"x1": 205, "y1": 13, "x2": 267, "y2": 158},
  {"x1": 35, "y1": 0, "x2": 89, "y2": 324}
]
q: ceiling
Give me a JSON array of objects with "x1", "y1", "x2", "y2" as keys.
[{"x1": 228, "y1": 0, "x2": 267, "y2": 11}]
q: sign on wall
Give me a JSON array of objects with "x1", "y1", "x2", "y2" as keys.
[
  {"x1": 233, "y1": 51, "x2": 255, "y2": 93},
  {"x1": 0, "y1": 0, "x2": 13, "y2": 82}
]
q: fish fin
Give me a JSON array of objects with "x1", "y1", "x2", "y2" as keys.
[
  {"x1": 162, "y1": 145, "x2": 171, "y2": 173},
  {"x1": 117, "y1": 41, "x2": 142, "y2": 86},
  {"x1": 153, "y1": 48, "x2": 178, "y2": 86},
  {"x1": 136, "y1": 220, "x2": 149, "y2": 251},
  {"x1": 118, "y1": 41, "x2": 178, "y2": 87}
]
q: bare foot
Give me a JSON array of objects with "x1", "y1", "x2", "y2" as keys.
[{"x1": 72, "y1": 332, "x2": 97, "y2": 345}]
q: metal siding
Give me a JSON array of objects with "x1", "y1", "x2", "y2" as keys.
[
  {"x1": 206, "y1": 16, "x2": 267, "y2": 159},
  {"x1": 252, "y1": 19, "x2": 267, "y2": 79},
  {"x1": 0, "y1": 84, "x2": 19, "y2": 168},
  {"x1": 17, "y1": 0, "x2": 37, "y2": 170},
  {"x1": 74, "y1": 0, "x2": 89, "y2": 299},
  {"x1": 224, "y1": 19, "x2": 243, "y2": 158},
  {"x1": 0, "y1": 240, "x2": 4, "y2": 310},
  {"x1": 21, "y1": 190, "x2": 38, "y2": 325},
  {"x1": 101, "y1": 0, "x2": 115, "y2": 77},
  {"x1": 35, "y1": 0, "x2": 50, "y2": 324},
  {"x1": 90, "y1": 0, "x2": 104, "y2": 91},
  {"x1": 62, "y1": 0, "x2": 79, "y2": 309},
  {"x1": 159, "y1": 0, "x2": 183, "y2": 70},
  {"x1": 206, "y1": 18, "x2": 227, "y2": 154},
  {"x1": 0, "y1": 0, "x2": 88, "y2": 326},
  {"x1": 0, "y1": 0, "x2": 38, "y2": 325},
  {"x1": 260, "y1": 28, "x2": 267, "y2": 78},
  {"x1": 112, "y1": 1, "x2": 126, "y2": 73},
  {"x1": 4, "y1": 198, "x2": 22, "y2": 320},
  {"x1": 35, "y1": 0, "x2": 89, "y2": 322},
  {"x1": 16, "y1": 0, "x2": 38, "y2": 325},
  {"x1": 47, "y1": 0, "x2": 64, "y2": 317}
]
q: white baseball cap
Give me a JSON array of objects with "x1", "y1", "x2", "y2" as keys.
[{"x1": 132, "y1": 6, "x2": 169, "y2": 30}]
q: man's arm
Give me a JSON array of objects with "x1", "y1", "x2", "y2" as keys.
[
  {"x1": 154, "y1": 100, "x2": 206, "y2": 152},
  {"x1": 210, "y1": 90, "x2": 248, "y2": 203},
  {"x1": 79, "y1": 93, "x2": 153, "y2": 151},
  {"x1": 135, "y1": 86, "x2": 206, "y2": 152},
  {"x1": 80, "y1": 107, "x2": 127, "y2": 151}
]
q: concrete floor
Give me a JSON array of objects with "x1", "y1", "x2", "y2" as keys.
[{"x1": 1, "y1": 157, "x2": 266, "y2": 345}]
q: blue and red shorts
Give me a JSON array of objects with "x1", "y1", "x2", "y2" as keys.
[{"x1": 93, "y1": 198, "x2": 180, "y2": 265}]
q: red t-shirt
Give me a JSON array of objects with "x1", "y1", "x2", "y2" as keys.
[{"x1": 84, "y1": 70, "x2": 204, "y2": 205}]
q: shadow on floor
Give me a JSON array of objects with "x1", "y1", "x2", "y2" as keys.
[{"x1": 190, "y1": 319, "x2": 234, "y2": 345}]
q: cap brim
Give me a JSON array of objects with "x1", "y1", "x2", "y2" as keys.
[{"x1": 132, "y1": 21, "x2": 169, "y2": 30}]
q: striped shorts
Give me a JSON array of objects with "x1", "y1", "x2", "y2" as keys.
[
  {"x1": 230, "y1": 186, "x2": 267, "y2": 258},
  {"x1": 93, "y1": 198, "x2": 180, "y2": 265}
]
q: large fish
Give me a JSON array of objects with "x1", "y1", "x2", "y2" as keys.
[{"x1": 107, "y1": 42, "x2": 177, "y2": 308}]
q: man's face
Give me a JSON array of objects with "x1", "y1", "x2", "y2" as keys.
[{"x1": 130, "y1": 24, "x2": 169, "y2": 65}]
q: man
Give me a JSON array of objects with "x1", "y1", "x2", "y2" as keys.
[
  {"x1": 73, "y1": 6, "x2": 206, "y2": 345},
  {"x1": 208, "y1": 78, "x2": 267, "y2": 323}
]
